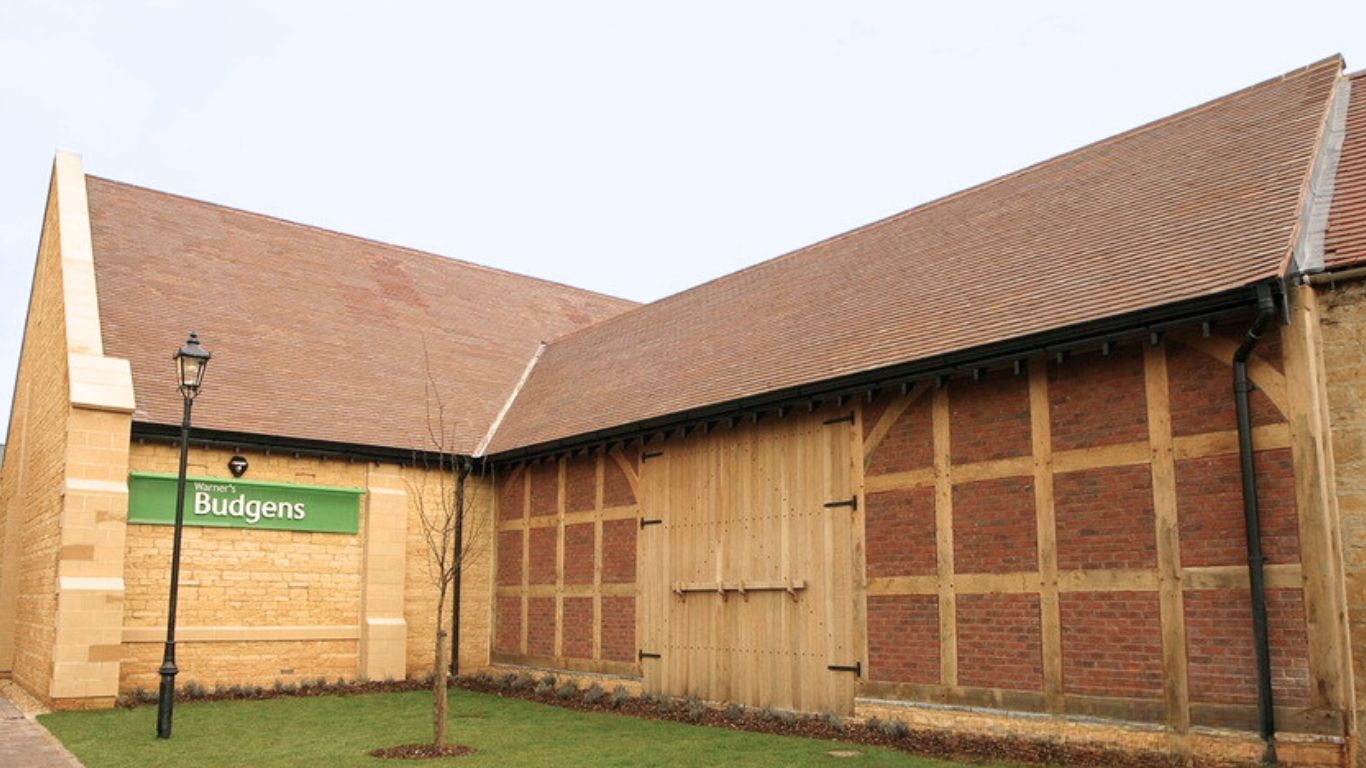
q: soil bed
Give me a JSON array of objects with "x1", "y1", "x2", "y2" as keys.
[{"x1": 456, "y1": 676, "x2": 1222, "y2": 768}]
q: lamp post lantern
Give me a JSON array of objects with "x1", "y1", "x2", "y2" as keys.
[{"x1": 156, "y1": 332, "x2": 211, "y2": 739}]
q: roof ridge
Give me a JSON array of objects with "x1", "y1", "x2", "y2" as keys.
[
  {"x1": 83, "y1": 174, "x2": 639, "y2": 308},
  {"x1": 529, "y1": 55, "x2": 1346, "y2": 351}
]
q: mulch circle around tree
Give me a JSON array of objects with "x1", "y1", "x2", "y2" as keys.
[{"x1": 369, "y1": 743, "x2": 475, "y2": 760}]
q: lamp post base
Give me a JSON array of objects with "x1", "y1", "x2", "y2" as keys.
[{"x1": 156, "y1": 656, "x2": 178, "y2": 739}]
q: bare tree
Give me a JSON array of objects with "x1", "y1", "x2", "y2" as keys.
[{"x1": 408, "y1": 344, "x2": 487, "y2": 748}]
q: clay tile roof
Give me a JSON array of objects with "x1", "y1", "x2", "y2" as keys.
[
  {"x1": 486, "y1": 56, "x2": 1344, "y2": 455},
  {"x1": 87, "y1": 178, "x2": 636, "y2": 455},
  {"x1": 1325, "y1": 71, "x2": 1366, "y2": 269}
]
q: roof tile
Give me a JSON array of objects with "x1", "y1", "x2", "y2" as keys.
[
  {"x1": 88, "y1": 179, "x2": 635, "y2": 454},
  {"x1": 487, "y1": 57, "x2": 1343, "y2": 454}
]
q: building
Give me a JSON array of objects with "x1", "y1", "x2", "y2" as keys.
[{"x1": 3, "y1": 55, "x2": 1366, "y2": 766}]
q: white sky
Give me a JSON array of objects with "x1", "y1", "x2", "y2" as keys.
[{"x1": 2, "y1": 1, "x2": 1365, "y2": 433}]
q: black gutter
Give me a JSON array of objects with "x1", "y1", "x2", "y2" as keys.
[
  {"x1": 490, "y1": 285, "x2": 1268, "y2": 464},
  {"x1": 1234, "y1": 283, "x2": 1278, "y2": 764},
  {"x1": 130, "y1": 422, "x2": 487, "y2": 470}
]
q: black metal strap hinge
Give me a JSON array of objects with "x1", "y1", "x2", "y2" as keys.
[
  {"x1": 823, "y1": 413, "x2": 855, "y2": 425},
  {"x1": 639, "y1": 650, "x2": 662, "y2": 661},
  {"x1": 823, "y1": 497, "x2": 858, "y2": 511},
  {"x1": 640, "y1": 518, "x2": 664, "y2": 529},
  {"x1": 828, "y1": 661, "x2": 861, "y2": 677},
  {"x1": 641, "y1": 451, "x2": 664, "y2": 462}
]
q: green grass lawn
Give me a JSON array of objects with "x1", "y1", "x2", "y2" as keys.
[{"x1": 40, "y1": 687, "x2": 1006, "y2": 767}]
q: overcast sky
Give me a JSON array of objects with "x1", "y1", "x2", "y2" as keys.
[{"x1": 2, "y1": 1, "x2": 1364, "y2": 432}]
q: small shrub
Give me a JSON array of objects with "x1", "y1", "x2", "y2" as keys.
[
  {"x1": 421, "y1": 670, "x2": 436, "y2": 686},
  {"x1": 641, "y1": 692, "x2": 660, "y2": 705},
  {"x1": 497, "y1": 672, "x2": 518, "y2": 690},
  {"x1": 281, "y1": 682, "x2": 298, "y2": 694},
  {"x1": 777, "y1": 710, "x2": 798, "y2": 727},
  {"x1": 758, "y1": 706, "x2": 778, "y2": 722},
  {"x1": 610, "y1": 685, "x2": 630, "y2": 709},
  {"x1": 584, "y1": 683, "x2": 606, "y2": 705},
  {"x1": 475, "y1": 671, "x2": 495, "y2": 686},
  {"x1": 246, "y1": 685, "x2": 264, "y2": 698},
  {"x1": 182, "y1": 680, "x2": 207, "y2": 699},
  {"x1": 684, "y1": 697, "x2": 706, "y2": 723},
  {"x1": 723, "y1": 702, "x2": 744, "y2": 723},
  {"x1": 556, "y1": 680, "x2": 579, "y2": 700},
  {"x1": 335, "y1": 677, "x2": 347, "y2": 688},
  {"x1": 539, "y1": 673, "x2": 557, "y2": 688},
  {"x1": 533, "y1": 680, "x2": 554, "y2": 696},
  {"x1": 880, "y1": 719, "x2": 910, "y2": 739},
  {"x1": 655, "y1": 697, "x2": 674, "y2": 715},
  {"x1": 512, "y1": 671, "x2": 535, "y2": 691},
  {"x1": 213, "y1": 683, "x2": 228, "y2": 697},
  {"x1": 823, "y1": 712, "x2": 846, "y2": 732},
  {"x1": 115, "y1": 693, "x2": 135, "y2": 708}
]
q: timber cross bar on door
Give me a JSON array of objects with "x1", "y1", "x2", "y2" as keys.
[{"x1": 671, "y1": 579, "x2": 807, "y2": 601}]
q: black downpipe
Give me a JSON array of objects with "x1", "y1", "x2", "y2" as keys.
[
  {"x1": 1233, "y1": 284, "x2": 1278, "y2": 764},
  {"x1": 450, "y1": 459, "x2": 468, "y2": 676}
]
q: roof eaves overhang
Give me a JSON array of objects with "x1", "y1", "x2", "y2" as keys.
[{"x1": 488, "y1": 282, "x2": 1275, "y2": 465}]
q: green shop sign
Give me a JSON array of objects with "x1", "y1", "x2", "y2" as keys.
[{"x1": 127, "y1": 472, "x2": 362, "y2": 534}]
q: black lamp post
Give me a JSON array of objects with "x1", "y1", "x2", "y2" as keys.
[{"x1": 156, "y1": 332, "x2": 210, "y2": 740}]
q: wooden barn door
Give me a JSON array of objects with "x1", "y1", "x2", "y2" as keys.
[{"x1": 637, "y1": 407, "x2": 858, "y2": 714}]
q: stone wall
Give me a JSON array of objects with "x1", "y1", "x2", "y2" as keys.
[
  {"x1": 0, "y1": 167, "x2": 72, "y2": 698},
  {"x1": 118, "y1": 443, "x2": 495, "y2": 691},
  {"x1": 1320, "y1": 276, "x2": 1366, "y2": 767}
]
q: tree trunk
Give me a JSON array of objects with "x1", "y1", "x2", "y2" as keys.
[{"x1": 433, "y1": 612, "x2": 448, "y2": 746}]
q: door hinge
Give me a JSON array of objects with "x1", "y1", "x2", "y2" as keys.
[
  {"x1": 639, "y1": 650, "x2": 662, "y2": 661},
  {"x1": 640, "y1": 518, "x2": 664, "y2": 529},
  {"x1": 827, "y1": 661, "x2": 861, "y2": 677},
  {"x1": 641, "y1": 451, "x2": 664, "y2": 462},
  {"x1": 823, "y1": 413, "x2": 855, "y2": 425},
  {"x1": 823, "y1": 497, "x2": 858, "y2": 511}
]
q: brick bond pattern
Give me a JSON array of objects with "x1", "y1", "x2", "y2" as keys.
[
  {"x1": 862, "y1": 332, "x2": 1313, "y2": 721},
  {"x1": 494, "y1": 449, "x2": 639, "y2": 673}
]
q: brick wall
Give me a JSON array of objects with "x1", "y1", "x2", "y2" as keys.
[
  {"x1": 867, "y1": 595, "x2": 939, "y2": 685},
  {"x1": 492, "y1": 448, "x2": 639, "y2": 674},
  {"x1": 952, "y1": 477, "x2": 1037, "y2": 574},
  {"x1": 1054, "y1": 465, "x2": 1156, "y2": 571},
  {"x1": 956, "y1": 593, "x2": 1043, "y2": 692},
  {"x1": 865, "y1": 488, "x2": 936, "y2": 577},
  {"x1": 600, "y1": 596, "x2": 635, "y2": 663},
  {"x1": 859, "y1": 330, "x2": 1317, "y2": 733},
  {"x1": 1059, "y1": 591, "x2": 1163, "y2": 698},
  {"x1": 562, "y1": 597, "x2": 593, "y2": 659}
]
